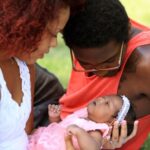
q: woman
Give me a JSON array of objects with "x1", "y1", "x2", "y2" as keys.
[{"x1": 0, "y1": 0, "x2": 84, "y2": 150}]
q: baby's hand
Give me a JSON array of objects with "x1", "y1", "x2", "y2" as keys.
[
  {"x1": 67, "y1": 124, "x2": 84, "y2": 136},
  {"x1": 48, "y1": 104, "x2": 61, "y2": 123}
]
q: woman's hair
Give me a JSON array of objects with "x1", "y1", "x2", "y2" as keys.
[
  {"x1": 0, "y1": 0, "x2": 85, "y2": 54},
  {"x1": 63, "y1": 0, "x2": 130, "y2": 49}
]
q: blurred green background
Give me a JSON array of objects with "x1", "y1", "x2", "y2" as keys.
[{"x1": 37, "y1": 0, "x2": 150, "y2": 148}]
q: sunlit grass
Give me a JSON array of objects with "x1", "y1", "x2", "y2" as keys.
[
  {"x1": 37, "y1": 34, "x2": 71, "y2": 88},
  {"x1": 121, "y1": 0, "x2": 150, "y2": 26}
]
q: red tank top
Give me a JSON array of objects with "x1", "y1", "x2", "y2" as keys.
[{"x1": 60, "y1": 20, "x2": 150, "y2": 149}]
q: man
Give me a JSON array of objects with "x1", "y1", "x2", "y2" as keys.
[{"x1": 59, "y1": 0, "x2": 150, "y2": 149}]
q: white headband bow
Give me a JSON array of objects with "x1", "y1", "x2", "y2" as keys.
[{"x1": 116, "y1": 95, "x2": 130, "y2": 123}]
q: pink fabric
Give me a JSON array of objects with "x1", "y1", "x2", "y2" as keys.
[
  {"x1": 28, "y1": 108, "x2": 109, "y2": 150},
  {"x1": 59, "y1": 20, "x2": 150, "y2": 149}
]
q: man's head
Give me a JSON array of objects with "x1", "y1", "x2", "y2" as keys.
[{"x1": 63, "y1": 0, "x2": 130, "y2": 76}]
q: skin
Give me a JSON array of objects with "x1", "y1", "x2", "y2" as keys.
[
  {"x1": 66, "y1": 125, "x2": 101, "y2": 150},
  {"x1": 70, "y1": 26, "x2": 147, "y2": 149},
  {"x1": 72, "y1": 26, "x2": 150, "y2": 119},
  {"x1": 49, "y1": 95, "x2": 124, "y2": 150},
  {"x1": 73, "y1": 40, "x2": 126, "y2": 77},
  {"x1": 87, "y1": 95, "x2": 122, "y2": 123},
  {"x1": 49, "y1": 95, "x2": 123, "y2": 124},
  {"x1": 0, "y1": 7, "x2": 70, "y2": 134},
  {"x1": 16, "y1": 7, "x2": 70, "y2": 64}
]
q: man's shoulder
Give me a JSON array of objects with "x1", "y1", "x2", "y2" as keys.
[
  {"x1": 132, "y1": 45, "x2": 150, "y2": 77},
  {"x1": 136, "y1": 44, "x2": 150, "y2": 66},
  {"x1": 124, "y1": 44, "x2": 150, "y2": 76}
]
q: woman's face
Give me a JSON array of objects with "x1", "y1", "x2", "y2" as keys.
[
  {"x1": 16, "y1": 7, "x2": 70, "y2": 64},
  {"x1": 87, "y1": 95, "x2": 122, "y2": 123}
]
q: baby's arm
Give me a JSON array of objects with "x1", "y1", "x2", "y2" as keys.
[
  {"x1": 48, "y1": 104, "x2": 61, "y2": 123},
  {"x1": 67, "y1": 125, "x2": 102, "y2": 150}
]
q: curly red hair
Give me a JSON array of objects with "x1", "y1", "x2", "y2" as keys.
[{"x1": 0, "y1": 0, "x2": 85, "y2": 55}]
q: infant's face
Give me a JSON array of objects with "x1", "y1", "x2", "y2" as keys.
[{"x1": 87, "y1": 95, "x2": 122, "y2": 123}]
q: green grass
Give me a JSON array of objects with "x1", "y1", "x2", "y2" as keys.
[
  {"x1": 37, "y1": 34, "x2": 71, "y2": 88},
  {"x1": 141, "y1": 134, "x2": 150, "y2": 150},
  {"x1": 121, "y1": 0, "x2": 150, "y2": 26}
]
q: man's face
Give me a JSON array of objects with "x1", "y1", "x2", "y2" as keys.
[{"x1": 72, "y1": 41, "x2": 126, "y2": 77}]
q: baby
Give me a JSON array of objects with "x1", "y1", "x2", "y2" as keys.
[{"x1": 28, "y1": 95, "x2": 136, "y2": 150}]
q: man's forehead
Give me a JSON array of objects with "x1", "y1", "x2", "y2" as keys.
[{"x1": 73, "y1": 46, "x2": 117, "y2": 63}]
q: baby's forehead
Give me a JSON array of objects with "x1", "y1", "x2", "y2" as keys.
[
  {"x1": 108, "y1": 95, "x2": 123, "y2": 103},
  {"x1": 102, "y1": 95, "x2": 122, "y2": 100},
  {"x1": 99, "y1": 95, "x2": 123, "y2": 107},
  {"x1": 94, "y1": 95, "x2": 123, "y2": 103}
]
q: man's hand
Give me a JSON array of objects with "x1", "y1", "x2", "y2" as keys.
[{"x1": 102, "y1": 120, "x2": 138, "y2": 149}]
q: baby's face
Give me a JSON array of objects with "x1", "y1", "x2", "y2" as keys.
[{"x1": 87, "y1": 95, "x2": 122, "y2": 123}]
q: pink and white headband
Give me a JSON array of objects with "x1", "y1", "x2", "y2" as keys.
[{"x1": 116, "y1": 95, "x2": 130, "y2": 123}]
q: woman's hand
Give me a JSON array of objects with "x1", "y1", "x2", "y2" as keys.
[
  {"x1": 65, "y1": 125, "x2": 83, "y2": 150},
  {"x1": 65, "y1": 134, "x2": 76, "y2": 150},
  {"x1": 102, "y1": 120, "x2": 138, "y2": 149},
  {"x1": 65, "y1": 125, "x2": 102, "y2": 150}
]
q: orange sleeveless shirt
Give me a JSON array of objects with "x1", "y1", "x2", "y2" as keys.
[{"x1": 60, "y1": 20, "x2": 150, "y2": 149}]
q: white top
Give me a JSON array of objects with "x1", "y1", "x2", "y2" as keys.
[{"x1": 0, "y1": 58, "x2": 31, "y2": 150}]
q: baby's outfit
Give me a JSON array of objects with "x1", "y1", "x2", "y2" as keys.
[
  {"x1": 0, "y1": 58, "x2": 31, "y2": 150},
  {"x1": 28, "y1": 108, "x2": 109, "y2": 150}
]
